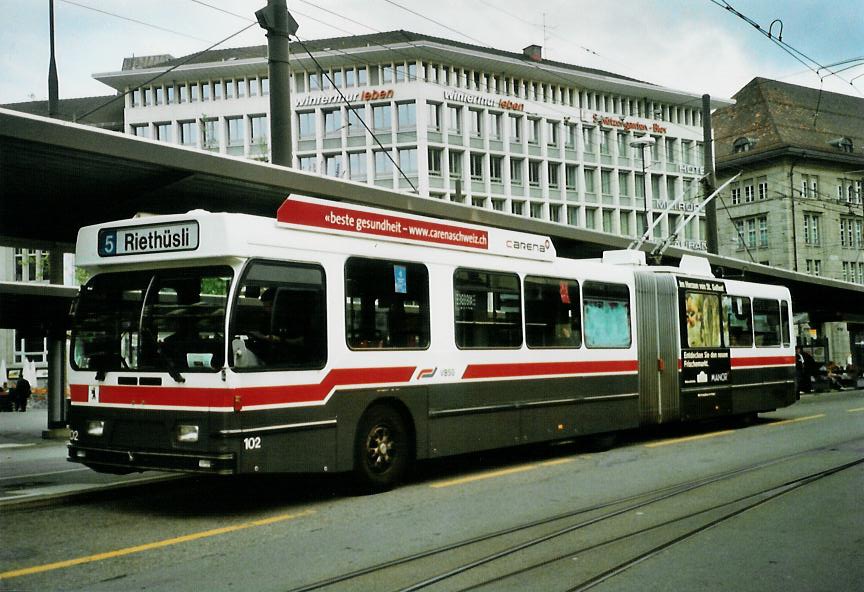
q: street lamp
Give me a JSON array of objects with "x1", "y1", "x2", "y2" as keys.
[{"x1": 630, "y1": 136, "x2": 656, "y2": 236}]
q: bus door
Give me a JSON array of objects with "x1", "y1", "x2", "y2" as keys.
[{"x1": 634, "y1": 273, "x2": 679, "y2": 424}]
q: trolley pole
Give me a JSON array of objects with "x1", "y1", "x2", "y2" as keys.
[
  {"x1": 702, "y1": 94, "x2": 718, "y2": 254},
  {"x1": 256, "y1": 0, "x2": 298, "y2": 167}
]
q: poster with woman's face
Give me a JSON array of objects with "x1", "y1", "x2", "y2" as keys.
[{"x1": 685, "y1": 291, "x2": 721, "y2": 348}]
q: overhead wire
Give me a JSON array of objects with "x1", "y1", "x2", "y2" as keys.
[
  {"x1": 59, "y1": 0, "x2": 211, "y2": 43},
  {"x1": 75, "y1": 21, "x2": 258, "y2": 122}
]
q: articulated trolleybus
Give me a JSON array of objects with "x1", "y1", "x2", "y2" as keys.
[{"x1": 67, "y1": 195, "x2": 797, "y2": 490}]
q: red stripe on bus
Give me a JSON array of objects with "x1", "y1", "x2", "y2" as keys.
[
  {"x1": 70, "y1": 366, "x2": 416, "y2": 408},
  {"x1": 462, "y1": 360, "x2": 638, "y2": 380},
  {"x1": 731, "y1": 355, "x2": 795, "y2": 368}
]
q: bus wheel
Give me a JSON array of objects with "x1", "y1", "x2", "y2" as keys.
[{"x1": 354, "y1": 405, "x2": 411, "y2": 493}]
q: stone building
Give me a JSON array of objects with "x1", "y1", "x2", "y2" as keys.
[{"x1": 713, "y1": 77, "x2": 864, "y2": 364}]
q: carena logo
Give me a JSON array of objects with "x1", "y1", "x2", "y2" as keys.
[{"x1": 506, "y1": 238, "x2": 551, "y2": 253}]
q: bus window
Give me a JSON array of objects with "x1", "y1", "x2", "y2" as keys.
[
  {"x1": 525, "y1": 276, "x2": 581, "y2": 348},
  {"x1": 454, "y1": 269, "x2": 522, "y2": 349},
  {"x1": 583, "y1": 282, "x2": 631, "y2": 348},
  {"x1": 71, "y1": 267, "x2": 232, "y2": 374},
  {"x1": 230, "y1": 261, "x2": 326, "y2": 370},
  {"x1": 345, "y1": 258, "x2": 430, "y2": 350},
  {"x1": 753, "y1": 298, "x2": 781, "y2": 347},
  {"x1": 723, "y1": 295, "x2": 753, "y2": 347},
  {"x1": 780, "y1": 301, "x2": 791, "y2": 347}
]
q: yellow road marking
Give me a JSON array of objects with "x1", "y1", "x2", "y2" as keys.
[
  {"x1": 848, "y1": 407, "x2": 864, "y2": 413},
  {"x1": 541, "y1": 458, "x2": 576, "y2": 467},
  {"x1": 430, "y1": 464, "x2": 538, "y2": 488},
  {"x1": 765, "y1": 413, "x2": 825, "y2": 427},
  {"x1": 0, "y1": 509, "x2": 314, "y2": 580},
  {"x1": 645, "y1": 430, "x2": 735, "y2": 448},
  {"x1": 431, "y1": 456, "x2": 580, "y2": 488}
]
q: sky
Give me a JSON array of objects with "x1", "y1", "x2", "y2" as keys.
[{"x1": 1, "y1": 0, "x2": 862, "y2": 105}]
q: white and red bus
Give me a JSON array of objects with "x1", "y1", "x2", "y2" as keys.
[{"x1": 67, "y1": 196, "x2": 797, "y2": 490}]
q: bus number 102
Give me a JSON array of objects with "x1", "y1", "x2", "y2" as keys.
[{"x1": 243, "y1": 436, "x2": 262, "y2": 450}]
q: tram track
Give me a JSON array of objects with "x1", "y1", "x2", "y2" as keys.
[{"x1": 285, "y1": 443, "x2": 864, "y2": 592}]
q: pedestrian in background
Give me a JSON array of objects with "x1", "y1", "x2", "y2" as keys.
[{"x1": 12, "y1": 375, "x2": 31, "y2": 412}]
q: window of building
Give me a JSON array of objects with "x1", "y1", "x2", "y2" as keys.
[
  {"x1": 201, "y1": 82, "x2": 211, "y2": 101},
  {"x1": 492, "y1": 199, "x2": 505, "y2": 211},
  {"x1": 585, "y1": 207, "x2": 597, "y2": 229},
  {"x1": 511, "y1": 201, "x2": 524, "y2": 216},
  {"x1": 249, "y1": 77, "x2": 259, "y2": 96},
  {"x1": 348, "y1": 151, "x2": 367, "y2": 181},
  {"x1": 564, "y1": 124, "x2": 577, "y2": 149},
  {"x1": 583, "y1": 282, "x2": 631, "y2": 348},
  {"x1": 731, "y1": 182, "x2": 741, "y2": 204},
  {"x1": 374, "y1": 150, "x2": 392, "y2": 178},
  {"x1": 428, "y1": 102, "x2": 441, "y2": 131},
  {"x1": 758, "y1": 216, "x2": 768, "y2": 247},
  {"x1": 324, "y1": 153, "x2": 343, "y2": 177},
  {"x1": 449, "y1": 150, "x2": 463, "y2": 179},
  {"x1": 179, "y1": 120, "x2": 196, "y2": 146},
  {"x1": 490, "y1": 155, "x2": 503, "y2": 182},
  {"x1": 357, "y1": 66, "x2": 368, "y2": 86},
  {"x1": 347, "y1": 107, "x2": 364, "y2": 135},
  {"x1": 399, "y1": 148, "x2": 418, "y2": 175},
  {"x1": 584, "y1": 168, "x2": 596, "y2": 194},
  {"x1": 469, "y1": 153, "x2": 484, "y2": 180},
  {"x1": 664, "y1": 138, "x2": 676, "y2": 162},
  {"x1": 470, "y1": 109, "x2": 483, "y2": 137},
  {"x1": 509, "y1": 114, "x2": 522, "y2": 142},
  {"x1": 397, "y1": 102, "x2": 416, "y2": 130},
  {"x1": 428, "y1": 148, "x2": 443, "y2": 176},
  {"x1": 757, "y1": 176, "x2": 768, "y2": 200},
  {"x1": 744, "y1": 181, "x2": 755, "y2": 203},
  {"x1": 226, "y1": 117, "x2": 243, "y2": 146},
  {"x1": 298, "y1": 111, "x2": 315, "y2": 139},
  {"x1": 550, "y1": 204, "x2": 561, "y2": 222},
  {"x1": 548, "y1": 162, "x2": 560, "y2": 188},
  {"x1": 528, "y1": 118, "x2": 540, "y2": 144},
  {"x1": 345, "y1": 258, "x2": 430, "y2": 350},
  {"x1": 230, "y1": 262, "x2": 325, "y2": 370},
  {"x1": 803, "y1": 213, "x2": 821, "y2": 246},
  {"x1": 601, "y1": 169, "x2": 612, "y2": 195},
  {"x1": 373, "y1": 104, "x2": 392, "y2": 131},
  {"x1": 528, "y1": 160, "x2": 541, "y2": 186},
  {"x1": 224, "y1": 80, "x2": 234, "y2": 99},
  {"x1": 565, "y1": 165, "x2": 577, "y2": 190},
  {"x1": 323, "y1": 109, "x2": 342, "y2": 137},
  {"x1": 530, "y1": 202, "x2": 543, "y2": 219},
  {"x1": 510, "y1": 158, "x2": 523, "y2": 185},
  {"x1": 582, "y1": 127, "x2": 594, "y2": 153},
  {"x1": 599, "y1": 129, "x2": 612, "y2": 155},
  {"x1": 547, "y1": 121, "x2": 559, "y2": 146},
  {"x1": 154, "y1": 122, "x2": 171, "y2": 143},
  {"x1": 131, "y1": 123, "x2": 150, "y2": 139},
  {"x1": 489, "y1": 112, "x2": 502, "y2": 140},
  {"x1": 447, "y1": 105, "x2": 461, "y2": 133},
  {"x1": 201, "y1": 119, "x2": 219, "y2": 150},
  {"x1": 249, "y1": 114, "x2": 268, "y2": 148},
  {"x1": 212, "y1": 81, "x2": 222, "y2": 100},
  {"x1": 298, "y1": 156, "x2": 316, "y2": 173},
  {"x1": 618, "y1": 172, "x2": 629, "y2": 197},
  {"x1": 453, "y1": 269, "x2": 522, "y2": 349},
  {"x1": 235, "y1": 78, "x2": 246, "y2": 98},
  {"x1": 13, "y1": 248, "x2": 49, "y2": 283}
]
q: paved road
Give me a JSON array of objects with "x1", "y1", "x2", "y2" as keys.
[{"x1": 1, "y1": 390, "x2": 862, "y2": 591}]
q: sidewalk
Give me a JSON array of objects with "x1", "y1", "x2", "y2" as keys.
[{"x1": 0, "y1": 408, "x2": 179, "y2": 509}]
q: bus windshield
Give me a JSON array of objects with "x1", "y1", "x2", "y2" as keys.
[{"x1": 71, "y1": 266, "x2": 233, "y2": 375}]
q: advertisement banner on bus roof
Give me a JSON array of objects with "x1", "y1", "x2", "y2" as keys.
[{"x1": 276, "y1": 195, "x2": 555, "y2": 261}]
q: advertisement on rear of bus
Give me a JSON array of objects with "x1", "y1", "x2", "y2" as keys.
[{"x1": 677, "y1": 277, "x2": 731, "y2": 388}]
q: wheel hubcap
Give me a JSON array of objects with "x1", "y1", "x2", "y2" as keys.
[{"x1": 366, "y1": 425, "x2": 395, "y2": 472}]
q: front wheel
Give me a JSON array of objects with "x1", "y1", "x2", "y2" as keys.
[{"x1": 354, "y1": 405, "x2": 412, "y2": 493}]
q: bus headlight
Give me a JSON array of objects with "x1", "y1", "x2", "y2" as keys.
[
  {"x1": 176, "y1": 425, "x2": 200, "y2": 443},
  {"x1": 86, "y1": 420, "x2": 105, "y2": 437}
]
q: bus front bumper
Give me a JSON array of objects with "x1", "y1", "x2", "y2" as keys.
[{"x1": 68, "y1": 444, "x2": 236, "y2": 475}]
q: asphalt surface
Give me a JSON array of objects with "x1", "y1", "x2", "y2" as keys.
[{"x1": 1, "y1": 389, "x2": 861, "y2": 511}]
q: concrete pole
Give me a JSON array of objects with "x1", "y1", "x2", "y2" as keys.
[
  {"x1": 702, "y1": 94, "x2": 718, "y2": 254},
  {"x1": 46, "y1": 248, "x2": 66, "y2": 432},
  {"x1": 256, "y1": 0, "x2": 298, "y2": 168}
]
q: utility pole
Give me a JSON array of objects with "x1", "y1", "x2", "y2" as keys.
[
  {"x1": 702, "y1": 94, "x2": 718, "y2": 254},
  {"x1": 48, "y1": 0, "x2": 59, "y2": 118},
  {"x1": 255, "y1": 0, "x2": 298, "y2": 167}
]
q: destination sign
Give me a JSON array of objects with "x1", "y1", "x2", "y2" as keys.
[{"x1": 98, "y1": 221, "x2": 199, "y2": 257}]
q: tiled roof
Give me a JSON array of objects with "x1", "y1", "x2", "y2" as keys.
[
  {"x1": 714, "y1": 77, "x2": 864, "y2": 164},
  {"x1": 125, "y1": 30, "x2": 647, "y2": 85},
  {"x1": 1, "y1": 95, "x2": 124, "y2": 129}
]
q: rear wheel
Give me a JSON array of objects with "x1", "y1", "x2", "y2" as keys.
[{"x1": 354, "y1": 405, "x2": 411, "y2": 493}]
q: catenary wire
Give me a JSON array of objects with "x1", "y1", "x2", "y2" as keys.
[{"x1": 59, "y1": 0, "x2": 211, "y2": 43}]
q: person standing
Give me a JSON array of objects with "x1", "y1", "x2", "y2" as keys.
[{"x1": 13, "y1": 375, "x2": 31, "y2": 412}]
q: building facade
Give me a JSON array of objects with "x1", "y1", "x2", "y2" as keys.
[
  {"x1": 93, "y1": 31, "x2": 722, "y2": 250},
  {"x1": 713, "y1": 77, "x2": 864, "y2": 365}
]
